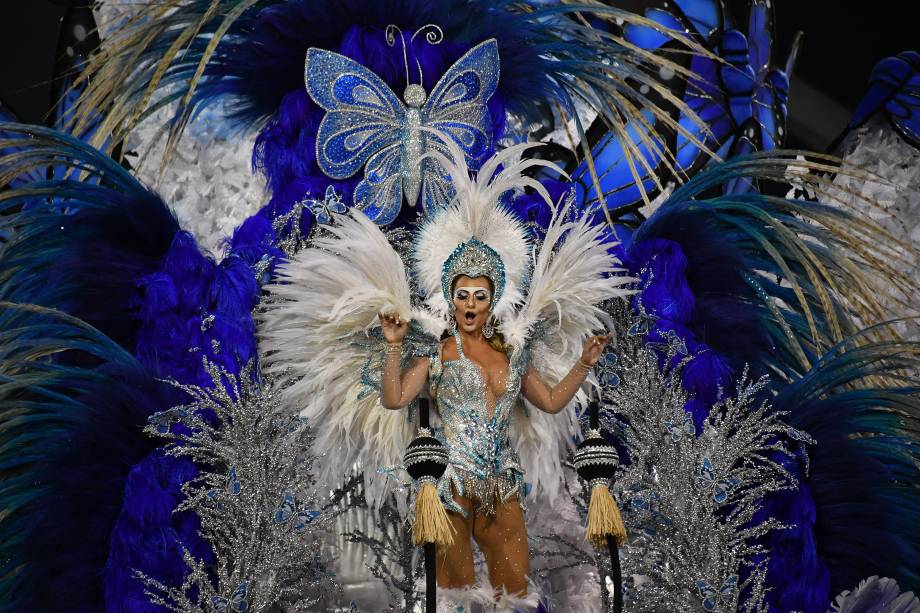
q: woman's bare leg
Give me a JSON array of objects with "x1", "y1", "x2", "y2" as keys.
[
  {"x1": 436, "y1": 493, "x2": 476, "y2": 589},
  {"x1": 472, "y1": 497, "x2": 530, "y2": 596}
]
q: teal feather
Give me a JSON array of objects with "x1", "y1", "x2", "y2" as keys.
[
  {"x1": 0, "y1": 302, "x2": 184, "y2": 608},
  {"x1": 634, "y1": 151, "x2": 916, "y2": 379},
  {"x1": 774, "y1": 325, "x2": 920, "y2": 595},
  {"x1": 0, "y1": 122, "x2": 180, "y2": 352}
]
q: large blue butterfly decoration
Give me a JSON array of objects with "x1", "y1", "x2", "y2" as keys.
[
  {"x1": 569, "y1": 0, "x2": 793, "y2": 221},
  {"x1": 305, "y1": 31, "x2": 499, "y2": 226},
  {"x1": 847, "y1": 51, "x2": 920, "y2": 148}
]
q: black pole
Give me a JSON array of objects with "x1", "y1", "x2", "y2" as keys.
[
  {"x1": 589, "y1": 401, "x2": 622, "y2": 613},
  {"x1": 419, "y1": 398, "x2": 437, "y2": 612},
  {"x1": 606, "y1": 535, "x2": 623, "y2": 613},
  {"x1": 425, "y1": 542, "x2": 437, "y2": 613},
  {"x1": 589, "y1": 400, "x2": 600, "y2": 430}
]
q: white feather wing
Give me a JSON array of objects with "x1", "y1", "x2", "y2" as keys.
[
  {"x1": 504, "y1": 195, "x2": 637, "y2": 503},
  {"x1": 258, "y1": 210, "x2": 430, "y2": 507}
]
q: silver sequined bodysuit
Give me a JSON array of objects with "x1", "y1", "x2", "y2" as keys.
[{"x1": 429, "y1": 332, "x2": 528, "y2": 516}]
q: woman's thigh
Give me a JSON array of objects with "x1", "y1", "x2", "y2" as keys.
[
  {"x1": 472, "y1": 497, "x2": 530, "y2": 595},
  {"x1": 436, "y1": 493, "x2": 476, "y2": 588}
]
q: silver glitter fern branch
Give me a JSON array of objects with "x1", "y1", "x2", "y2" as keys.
[
  {"x1": 136, "y1": 359, "x2": 342, "y2": 612},
  {"x1": 600, "y1": 307, "x2": 810, "y2": 612}
]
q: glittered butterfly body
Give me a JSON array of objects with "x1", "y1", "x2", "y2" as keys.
[{"x1": 305, "y1": 38, "x2": 499, "y2": 225}]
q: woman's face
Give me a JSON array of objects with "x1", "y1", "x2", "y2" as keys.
[{"x1": 452, "y1": 275, "x2": 492, "y2": 335}]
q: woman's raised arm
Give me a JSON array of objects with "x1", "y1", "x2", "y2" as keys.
[
  {"x1": 378, "y1": 311, "x2": 430, "y2": 409},
  {"x1": 520, "y1": 333, "x2": 612, "y2": 414}
]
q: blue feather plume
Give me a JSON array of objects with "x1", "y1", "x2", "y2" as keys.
[
  {"x1": 0, "y1": 302, "x2": 210, "y2": 610},
  {"x1": 766, "y1": 326, "x2": 920, "y2": 608},
  {"x1": 0, "y1": 122, "x2": 180, "y2": 353}
]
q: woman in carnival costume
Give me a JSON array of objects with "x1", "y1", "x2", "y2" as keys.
[
  {"x1": 2, "y1": 1, "x2": 920, "y2": 611},
  {"x1": 258, "y1": 138, "x2": 633, "y2": 604}
]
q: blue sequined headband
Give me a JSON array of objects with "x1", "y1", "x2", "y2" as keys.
[{"x1": 441, "y1": 238, "x2": 505, "y2": 310}]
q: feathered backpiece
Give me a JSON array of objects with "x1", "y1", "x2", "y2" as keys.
[
  {"x1": 259, "y1": 136, "x2": 637, "y2": 508},
  {"x1": 503, "y1": 191, "x2": 638, "y2": 503},
  {"x1": 258, "y1": 209, "x2": 444, "y2": 507}
]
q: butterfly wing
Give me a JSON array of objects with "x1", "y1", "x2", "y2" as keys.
[
  {"x1": 305, "y1": 48, "x2": 403, "y2": 180},
  {"x1": 418, "y1": 153, "x2": 455, "y2": 218},
  {"x1": 324, "y1": 185, "x2": 347, "y2": 214},
  {"x1": 682, "y1": 413, "x2": 696, "y2": 437},
  {"x1": 294, "y1": 509, "x2": 321, "y2": 531},
  {"x1": 309, "y1": 201, "x2": 331, "y2": 225},
  {"x1": 695, "y1": 580, "x2": 718, "y2": 611},
  {"x1": 353, "y1": 144, "x2": 404, "y2": 225},
  {"x1": 274, "y1": 492, "x2": 296, "y2": 524},
  {"x1": 422, "y1": 39, "x2": 499, "y2": 168},
  {"x1": 230, "y1": 581, "x2": 249, "y2": 613},
  {"x1": 698, "y1": 457, "x2": 716, "y2": 490},
  {"x1": 849, "y1": 51, "x2": 920, "y2": 147},
  {"x1": 146, "y1": 411, "x2": 170, "y2": 434},
  {"x1": 226, "y1": 467, "x2": 242, "y2": 496}
]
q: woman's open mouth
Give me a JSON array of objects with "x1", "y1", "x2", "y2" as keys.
[{"x1": 464, "y1": 311, "x2": 476, "y2": 324}]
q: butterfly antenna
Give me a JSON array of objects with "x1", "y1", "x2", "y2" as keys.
[
  {"x1": 410, "y1": 24, "x2": 444, "y2": 86},
  {"x1": 385, "y1": 24, "x2": 411, "y2": 88}
]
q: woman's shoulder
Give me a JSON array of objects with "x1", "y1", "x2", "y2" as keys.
[{"x1": 440, "y1": 336, "x2": 458, "y2": 362}]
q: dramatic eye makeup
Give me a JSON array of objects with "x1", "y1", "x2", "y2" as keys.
[{"x1": 453, "y1": 286, "x2": 491, "y2": 303}]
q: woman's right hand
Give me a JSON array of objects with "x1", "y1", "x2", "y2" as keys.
[{"x1": 378, "y1": 311, "x2": 409, "y2": 344}]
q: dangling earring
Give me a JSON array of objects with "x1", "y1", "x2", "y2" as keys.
[
  {"x1": 449, "y1": 307, "x2": 457, "y2": 334},
  {"x1": 483, "y1": 316, "x2": 495, "y2": 339}
]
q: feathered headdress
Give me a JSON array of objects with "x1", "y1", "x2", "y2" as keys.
[{"x1": 412, "y1": 135, "x2": 562, "y2": 322}]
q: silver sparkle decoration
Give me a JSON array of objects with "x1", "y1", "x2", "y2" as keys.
[
  {"x1": 135, "y1": 359, "x2": 342, "y2": 612},
  {"x1": 609, "y1": 303, "x2": 808, "y2": 612},
  {"x1": 532, "y1": 296, "x2": 811, "y2": 612},
  {"x1": 331, "y1": 475, "x2": 424, "y2": 612},
  {"x1": 272, "y1": 198, "x2": 309, "y2": 257}
]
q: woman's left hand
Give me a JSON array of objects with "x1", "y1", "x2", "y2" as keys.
[{"x1": 580, "y1": 333, "x2": 614, "y2": 367}]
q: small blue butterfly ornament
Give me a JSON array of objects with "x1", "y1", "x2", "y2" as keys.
[
  {"x1": 146, "y1": 407, "x2": 189, "y2": 434},
  {"x1": 226, "y1": 467, "x2": 242, "y2": 496},
  {"x1": 274, "y1": 492, "x2": 321, "y2": 531},
  {"x1": 304, "y1": 185, "x2": 347, "y2": 225},
  {"x1": 694, "y1": 574, "x2": 738, "y2": 611},
  {"x1": 212, "y1": 581, "x2": 249, "y2": 613},
  {"x1": 665, "y1": 411, "x2": 696, "y2": 441},
  {"x1": 697, "y1": 457, "x2": 741, "y2": 504},
  {"x1": 305, "y1": 25, "x2": 498, "y2": 225}
]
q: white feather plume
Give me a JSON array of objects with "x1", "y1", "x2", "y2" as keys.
[
  {"x1": 258, "y1": 210, "x2": 423, "y2": 507},
  {"x1": 504, "y1": 192, "x2": 637, "y2": 503},
  {"x1": 413, "y1": 134, "x2": 558, "y2": 322}
]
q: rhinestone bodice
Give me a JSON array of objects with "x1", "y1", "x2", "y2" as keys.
[{"x1": 429, "y1": 332, "x2": 527, "y2": 515}]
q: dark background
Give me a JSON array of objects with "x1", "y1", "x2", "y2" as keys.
[{"x1": 0, "y1": 1, "x2": 915, "y2": 151}]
